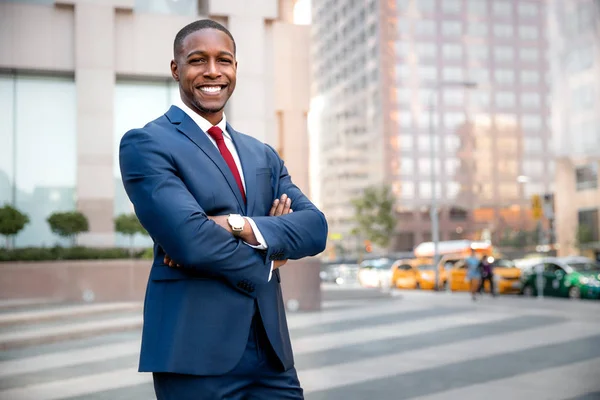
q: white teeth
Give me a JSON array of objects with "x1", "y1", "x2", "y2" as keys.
[{"x1": 200, "y1": 86, "x2": 222, "y2": 93}]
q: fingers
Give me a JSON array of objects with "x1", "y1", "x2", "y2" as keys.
[
  {"x1": 274, "y1": 194, "x2": 290, "y2": 216},
  {"x1": 269, "y1": 198, "x2": 279, "y2": 216},
  {"x1": 164, "y1": 255, "x2": 180, "y2": 268}
]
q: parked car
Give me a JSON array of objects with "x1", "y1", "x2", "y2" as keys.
[
  {"x1": 320, "y1": 262, "x2": 359, "y2": 285},
  {"x1": 358, "y1": 258, "x2": 395, "y2": 288},
  {"x1": 520, "y1": 256, "x2": 600, "y2": 300},
  {"x1": 449, "y1": 257, "x2": 521, "y2": 294},
  {"x1": 391, "y1": 259, "x2": 437, "y2": 290}
]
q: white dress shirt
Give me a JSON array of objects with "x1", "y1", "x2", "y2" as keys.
[{"x1": 174, "y1": 102, "x2": 273, "y2": 281}]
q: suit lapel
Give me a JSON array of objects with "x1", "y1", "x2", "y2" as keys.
[
  {"x1": 227, "y1": 123, "x2": 256, "y2": 216},
  {"x1": 166, "y1": 106, "x2": 245, "y2": 212}
]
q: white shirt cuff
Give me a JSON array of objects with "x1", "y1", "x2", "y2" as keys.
[
  {"x1": 268, "y1": 261, "x2": 273, "y2": 282},
  {"x1": 244, "y1": 218, "x2": 268, "y2": 250}
]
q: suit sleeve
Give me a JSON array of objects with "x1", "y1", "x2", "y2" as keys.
[
  {"x1": 250, "y1": 145, "x2": 328, "y2": 262},
  {"x1": 119, "y1": 129, "x2": 270, "y2": 297}
]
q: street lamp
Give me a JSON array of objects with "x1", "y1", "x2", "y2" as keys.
[{"x1": 429, "y1": 81, "x2": 478, "y2": 291}]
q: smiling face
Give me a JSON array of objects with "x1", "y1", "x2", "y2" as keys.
[{"x1": 171, "y1": 28, "x2": 237, "y2": 125}]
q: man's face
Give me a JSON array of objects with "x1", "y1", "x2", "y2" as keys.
[{"x1": 171, "y1": 29, "x2": 237, "y2": 123}]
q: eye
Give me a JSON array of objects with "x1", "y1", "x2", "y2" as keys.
[
  {"x1": 189, "y1": 58, "x2": 206, "y2": 64},
  {"x1": 219, "y1": 58, "x2": 233, "y2": 64}
]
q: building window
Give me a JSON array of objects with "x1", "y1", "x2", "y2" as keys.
[
  {"x1": 418, "y1": 66, "x2": 438, "y2": 82},
  {"x1": 520, "y1": 70, "x2": 540, "y2": 84},
  {"x1": 494, "y1": 46, "x2": 515, "y2": 62},
  {"x1": 443, "y1": 67, "x2": 464, "y2": 81},
  {"x1": 523, "y1": 160, "x2": 544, "y2": 176},
  {"x1": 521, "y1": 115, "x2": 543, "y2": 130},
  {"x1": 442, "y1": 0, "x2": 462, "y2": 14},
  {"x1": 443, "y1": 44, "x2": 463, "y2": 60},
  {"x1": 416, "y1": 20, "x2": 437, "y2": 36},
  {"x1": 400, "y1": 158, "x2": 415, "y2": 175},
  {"x1": 416, "y1": 43, "x2": 437, "y2": 60},
  {"x1": 523, "y1": 137, "x2": 543, "y2": 154},
  {"x1": 495, "y1": 92, "x2": 516, "y2": 108},
  {"x1": 518, "y1": 2, "x2": 539, "y2": 17},
  {"x1": 467, "y1": 22, "x2": 488, "y2": 37},
  {"x1": 449, "y1": 207, "x2": 468, "y2": 221},
  {"x1": 114, "y1": 80, "x2": 179, "y2": 247},
  {"x1": 492, "y1": 1, "x2": 512, "y2": 17},
  {"x1": 0, "y1": 73, "x2": 77, "y2": 247},
  {"x1": 399, "y1": 181, "x2": 415, "y2": 199},
  {"x1": 466, "y1": 0, "x2": 487, "y2": 15},
  {"x1": 442, "y1": 21, "x2": 462, "y2": 37},
  {"x1": 493, "y1": 24, "x2": 513, "y2": 39},
  {"x1": 520, "y1": 48, "x2": 539, "y2": 62},
  {"x1": 576, "y1": 163, "x2": 598, "y2": 191},
  {"x1": 519, "y1": 26, "x2": 539, "y2": 40},
  {"x1": 578, "y1": 208, "x2": 599, "y2": 243},
  {"x1": 135, "y1": 0, "x2": 198, "y2": 16},
  {"x1": 443, "y1": 90, "x2": 465, "y2": 106},
  {"x1": 395, "y1": 232, "x2": 415, "y2": 251},
  {"x1": 495, "y1": 69, "x2": 515, "y2": 84},
  {"x1": 521, "y1": 93, "x2": 541, "y2": 108},
  {"x1": 416, "y1": 0, "x2": 436, "y2": 13}
]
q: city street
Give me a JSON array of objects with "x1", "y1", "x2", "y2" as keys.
[{"x1": 0, "y1": 286, "x2": 599, "y2": 400}]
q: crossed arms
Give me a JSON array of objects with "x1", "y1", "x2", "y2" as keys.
[{"x1": 119, "y1": 129, "x2": 328, "y2": 295}]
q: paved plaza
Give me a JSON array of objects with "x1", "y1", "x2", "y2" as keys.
[{"x1": 0, "y1": 287, "x2": 599, "y2": 399}]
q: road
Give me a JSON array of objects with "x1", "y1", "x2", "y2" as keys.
[{"x1": 0, "y1": 286, "x2": 599, "y2": 400}]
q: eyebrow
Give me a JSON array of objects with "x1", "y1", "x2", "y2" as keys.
[{"x1": 186, "y1": 50, "x2": 234, "y2": 59}]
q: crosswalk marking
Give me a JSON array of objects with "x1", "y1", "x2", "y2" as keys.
[
  {"x1": 0, "y1": 309, "x2": 510, "y2": 380},
  {"x1": 409, "y1": 358, "x2": 600, "y2": 400},
  {"x1": 292, "y1": 311, "x2": 513, "y2": 355},
  {"x1": 0, "y1": 369, "x2": 151, "y2": 400},
  {"x1": 1, "y1": 294, "x2": 599, "y2": 400},
  {"x1": 0, "y1": 340, "x2": 141, "y2": 378},
  {"x1": 299, "y1": 321, "x2": 600, "y2": 393}
]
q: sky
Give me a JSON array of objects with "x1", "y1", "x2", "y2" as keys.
[{"x1": 294, "y1": 0, "x2": 311, "y2": 25}]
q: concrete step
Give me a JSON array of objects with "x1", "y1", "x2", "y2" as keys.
[
  {"x1": 0, "y1": 298, "x2": 62, "y2": 312},
  {"x1": 0, "y1": 313, "x2": 143, "y2": 350},
  {"x1": 0, "y1": 302, "x2": 143, "y2": 327}
]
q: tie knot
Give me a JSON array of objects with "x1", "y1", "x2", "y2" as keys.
[{"x1": 207, "y1": 126, "x2": 224, "y2": 142}]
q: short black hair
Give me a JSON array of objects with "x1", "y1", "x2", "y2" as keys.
[{"x1": 173, "y1": 19, "x2": 236, "y2": 59}]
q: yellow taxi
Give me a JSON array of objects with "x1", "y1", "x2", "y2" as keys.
[
  {"x1": 449, "y1": 257, "x2": 522, "y2": 294},
  {"x1": 391, "y1": 258, "x2": 439, "y2": 290},
  {"x1": 412, "y1": 240, "x2": 492, "y2": 290}
]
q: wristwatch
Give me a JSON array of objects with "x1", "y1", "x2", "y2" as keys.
[{"x1": 227, "y1": 214, "x2": 245, "y2": 237}]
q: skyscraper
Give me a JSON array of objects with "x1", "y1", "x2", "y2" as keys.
[
  {"x1": 549, "y1": 0, "x2": 600, "y2": 259},
  {"x1": 311, "y1": 0, "x2": 552, "y2": 255}
]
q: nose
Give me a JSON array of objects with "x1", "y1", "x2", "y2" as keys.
[{"x1": 204, "y1": 59, "x2": 221, "y2": 78}]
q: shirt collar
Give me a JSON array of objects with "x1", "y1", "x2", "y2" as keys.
[{"x1": 175, "y1": 101, "x2": 229, "y2": 139}]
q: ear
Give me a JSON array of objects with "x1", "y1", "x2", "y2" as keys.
[{"x1": 170, "y1": 60, "x2": 179, "y2": 81}]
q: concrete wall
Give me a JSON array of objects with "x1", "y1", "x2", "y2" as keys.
[{"x1": 0, "y1": 260, "x2": 150, "y2": 302}]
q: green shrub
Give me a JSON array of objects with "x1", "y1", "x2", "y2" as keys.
[{"x1": 0, "y1": 246, "x2": 151, "y2": 262}]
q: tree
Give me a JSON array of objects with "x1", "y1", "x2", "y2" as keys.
[
  {"x1": 114, "y1": 213, "x2": 147, "y2": 255},
  {"x1": 0, "y1": 204, "x2": 29, "y2": 249},
  {"x1": 47, "y1": 211, "x2": 89, "y2": 246},
  {"x1": 350, "y1": 185, "x2": 396, "y2": 249}
]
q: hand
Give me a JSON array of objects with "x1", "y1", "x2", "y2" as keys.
[
  {"x1": 164, "y1": 254, "x2": 180, "y2": 268},
  {"x1": 269, "y1": 194, "x2": 293, "y2": 269},
  {"x1": 269, "y1": 194, "x2": 293, "y2": 216}
]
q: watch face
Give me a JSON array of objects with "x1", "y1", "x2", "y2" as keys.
[{"x1": 229, "y1": 215, "x2": 244, "y2": 230}]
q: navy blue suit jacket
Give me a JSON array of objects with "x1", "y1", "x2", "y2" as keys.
[{"x1": 119, "y1": 106, "x2": 327, "y2": 376}]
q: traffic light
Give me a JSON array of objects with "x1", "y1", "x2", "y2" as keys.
[{"x1": 364, "y1": 240, "x2": 372, "y2": 253}]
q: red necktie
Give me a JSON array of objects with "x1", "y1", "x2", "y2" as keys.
[{"x1": 207, "y1": 126, "x2": 246, "y2": 203}]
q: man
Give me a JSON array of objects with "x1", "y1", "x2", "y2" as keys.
[
  {"x1": 478, "y1": 254, "x2": 496, "y2": 297},
  {"x1": 465, "y1": 249, "x2": 481, "y2": 301},
  {"x1": 119, "y1": 19, "x2": 327, "y2": 399}
]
